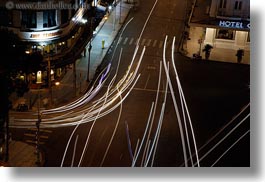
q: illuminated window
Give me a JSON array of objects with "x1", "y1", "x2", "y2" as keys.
[{"x1": 216, "y1": 29, "x2": 235, "y2": 40}]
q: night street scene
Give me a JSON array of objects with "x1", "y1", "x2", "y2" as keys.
[{"x1": 0, "y1": 0, "x2": 250, "y2": 167}]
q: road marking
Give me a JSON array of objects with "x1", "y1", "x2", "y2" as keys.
[
  {"x1": 135, "y1": 38, "x2": 140, "y2": 45},
  {"x1": 123, "y1": 37, "x2": 128, "y2": 45},
  {"x1": 141, "y1": 38, "x2": 146, "y2": 46},
  {"x1": 159, "y1": 41, "x2": 163, "y2": 48},
  {"x1": 147, "y1": 65, "x2": 156, "y2": 70},
  {"x1": 146, "y1": 39, "x2": 152, "y2": 47},
  {"x1": 28, "y1": 128, "x2": 53, "y2": 133},
  {"x1": 152, "y1": 40, "x2": 157, "y2": 47},
  {"x1": 144, "y1": 74, "x2": 151, "y2": 89},
  {"x1": 129, "y1": 38, "x2": 134, "y2": 45},
  {"x1": 24, "y1": 133, "x2": 49, "y2": 139},
  {"x1": 118, "y1": 37, "x2": 123, "y2": 44},
  {"x1": 25, "y1": 140, "x2": 45, "y2": 145}
]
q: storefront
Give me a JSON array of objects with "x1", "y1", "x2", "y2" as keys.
[{"x1": 203, "y1": 19, "x2": 250, "y2": 51}]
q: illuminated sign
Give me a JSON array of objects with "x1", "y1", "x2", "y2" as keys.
[
  {"x1": 219, "y1": 20, "x2": 250, "y2": 29},
  {"x1": 30, "y1": 30, "x2": 63, "y2": 39}
]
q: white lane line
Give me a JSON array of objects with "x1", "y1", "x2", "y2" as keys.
[
  {"x1": 129, "y1": 38, "x2": 134, "y2": 45},
  {"x1": 146, "y1": 39, "x2": 152, "y2": 47},
  {"x1": 144, "y1": 74, "x2": 151, "y2": 89},
  {"x1": 135, "y1": 38, "x2": 140, "y2": 45},
  {"x1": 118, "y1": 37, "x2": 123, "y2": 44},
  {"x1": 141, "y1": 39, "x2": 146, "y2": 46},
  {"x1": 123, "y1": 37, "x2": 128, "y2": 45}
]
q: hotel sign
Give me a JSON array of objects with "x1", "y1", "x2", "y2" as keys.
[{"x1": 219, "y1": 20, "x2": 250, "y2": 29}]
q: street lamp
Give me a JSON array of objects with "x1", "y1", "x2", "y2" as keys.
[{"x1": 87, "y1": 42, "x2": 92, "y2": 82}]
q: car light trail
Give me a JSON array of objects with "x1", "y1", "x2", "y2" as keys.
[
  {"x1": 211, "y1": 130, "x2": 250, "y2": 167},
  {"x1": 162, "y1": 35, "x2": 188, "y2": 167},
  {"x1": 195, "y1": 113, "x2": 250, "y2": 166},
  {"x1": 141, "y1": 60, "x2": 162, "y2": 167},
  {"x1": 171, "y1": 36, "x2": 200, "y2": 167},
  {"x1": 131, "y1": 102, "x2": 154, "y2": 167}
]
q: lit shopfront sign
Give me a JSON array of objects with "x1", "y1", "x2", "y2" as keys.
[
  {"x1": 30, "y1": 30, "x2": 63, "y2": 39},
  {"x1": 219, "y1": 20, "x2": 250, "y2": 29}
]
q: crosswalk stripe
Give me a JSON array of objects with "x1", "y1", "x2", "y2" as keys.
[
  {"x1": 135, "y1": 38, "x2": 140, "y2": 45},
  {"x1": 24, "y1": 133, "x2": 49, "y2": 139},
  {"x1": 25, "y1": 140, "x2": 45, "y2": 145},
  {"x1": 118, "y1": 37, "x2": 123, "y2": 44},
  {"x1": 141, "y1": 39, "x2": 146, "y2": 46},
  {"x1": 123, "y1": 37, "x2": 128, "y2": 45},
  {"x1": 28, "y1": 128, "x2": 53, "y2": 133},
  {"x1": 152, "y1": 40, "x2": 157, "y2": 47},
  {"x1": 146, "y1": 39, "x2": 152, "y2": 47},
  {"x1": 129, "y1": 38, "x2": 134, "y2": 45}
]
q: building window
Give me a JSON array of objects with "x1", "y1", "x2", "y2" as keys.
[
  {"x1": 22, "y1": 11, "x2": 37, "y2": 28},
  {"x1": 43, "y1": 10, "x2": 56, "y2": 28},
  {"x1": 234, "y1": 1, "x2": 242, "y2": 10},
  {"x1": 219, "y1": 0, "x2": 227, "y2": 8},
  {"x1": 216, "y1": 29, "x2": 235, "y2": 40}
]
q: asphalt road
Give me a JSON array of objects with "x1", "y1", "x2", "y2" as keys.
[{"x1": 11, "y1": 0, "x2": 250, "y2": 167}]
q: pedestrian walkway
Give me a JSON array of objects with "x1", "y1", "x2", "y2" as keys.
[
  {"x1": 183, "y1": 26, "x2": 250, "y2": 64},
  {"x1": 7, "y1": 1, "x2": 132, "y2": 167}
]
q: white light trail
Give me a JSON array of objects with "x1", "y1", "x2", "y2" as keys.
[
  {"x1": 171, "y1": 36, "x2": 200, "y2": 167},
  {"x1": 151, "y1": 61, "x2": 169, "y2": 167},
  {"x1": 211, "y1": 130, "x2": 250, "y2": 167},
  {"x1": 162, "y1": 35, "x2": 188, "y2": 167},
  {"x1": 144, "y1": 103, "x2": 165, "y2": 167},
  {"x1": 141, "y1": 60, "x2": 162, "y2": 167},
  {"x1": 131, "y1": 102, "x2": 154, "y2": 167},
  {"x1": 195, "y1": 114, "x2": 250, "y2": 165}
]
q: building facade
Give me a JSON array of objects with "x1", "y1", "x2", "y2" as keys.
[
  {"x1": 189, "y1": 0, "x2": 250, "y2": 59},
  {"x1": 0, "y1": 0, "x2": 104, "y2": 87}
]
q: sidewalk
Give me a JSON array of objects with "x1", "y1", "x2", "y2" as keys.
[{"x1": 7, "y1": 1, "x2": 132, "y2": 167}]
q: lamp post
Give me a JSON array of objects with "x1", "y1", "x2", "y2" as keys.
[{"x1": 87, "y1": 42, "x2": 92, "y2": 82}]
